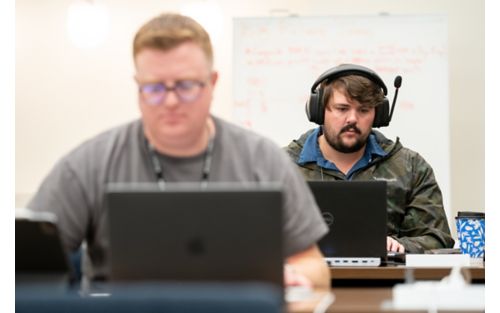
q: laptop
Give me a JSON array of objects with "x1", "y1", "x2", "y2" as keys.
[
  {"x1": 106, "y1": 183, "x2": 283, "y2": 288},
  {"x1": 307, "y1": 181, "x2": 387, "y2": 267},
  {"x1": 15, "y1": 210, "x2": 73, "y2": 283}
]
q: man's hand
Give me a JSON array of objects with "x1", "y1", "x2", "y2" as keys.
[
  {"x1": 387, "y1": 236, "x2": 405, "y2": 252},
  {"x1": 284, "y1": 264, "x2": 313, "y2": 287},
  {"x1": 285, "y1": 244, "x2": 330, "y2": 289}
]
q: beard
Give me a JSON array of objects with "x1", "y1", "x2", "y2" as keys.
[{"x1": 323, "y1": 123, "x2": 369, "y2": 153}]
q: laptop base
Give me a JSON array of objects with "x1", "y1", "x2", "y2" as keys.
[{"x1": 325, "y1": 257, "x2": 381, "y2": 267}]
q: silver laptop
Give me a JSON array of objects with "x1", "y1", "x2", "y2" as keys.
[
  {"x1": 307, "y1": 181, "x2": 387, "y2": 267},
  {"x1": 106, "y1": 183, "x2": 284, "y2": 288}
]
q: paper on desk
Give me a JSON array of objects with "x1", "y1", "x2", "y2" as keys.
[
  {"x1": 285, "y1": 286, "x2": 315, "y2": 302},
  {"x1": 286, "y1": 287, "x2": 335, "y2": 313},
  {"x1": 405, "y1": 253, "x2": 470, "y2": 267}
]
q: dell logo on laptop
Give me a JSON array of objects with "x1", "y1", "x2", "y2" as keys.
[{"x1": 322, "y1": 212, "x2": 334, "y2": 226}]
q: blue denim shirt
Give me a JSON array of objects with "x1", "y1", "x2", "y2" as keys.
[{"x1": 297, "y1": 127, "x2": 387, "y2": 179}]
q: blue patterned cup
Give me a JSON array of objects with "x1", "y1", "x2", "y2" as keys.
[{"x1": 455, "y1": 211, "x2": 485, "y2": 258}]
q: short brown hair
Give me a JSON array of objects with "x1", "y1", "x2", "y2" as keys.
[
  {"x1": 133, "y1": 13, "x2": 213, "y2": 66},
  {"x1": 322, "y1": 75, "x2": 385, "y2": 109}
]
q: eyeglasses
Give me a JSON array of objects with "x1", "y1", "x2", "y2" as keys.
[{"x1": 138, "y1": 80, "x2": 207, "y2": 105}]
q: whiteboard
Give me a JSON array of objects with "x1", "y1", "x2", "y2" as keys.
[{"x1": 232, "y1": 15, "x2": 450, "y2": 213}]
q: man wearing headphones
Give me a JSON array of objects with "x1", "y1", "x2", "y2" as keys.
[{"x1": 285, "y1": 64, "x2": 454, "y2": 253}]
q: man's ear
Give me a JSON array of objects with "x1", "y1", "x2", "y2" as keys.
[{"x1": 210, "y1": 71, "x2": 219, "y2": 86}]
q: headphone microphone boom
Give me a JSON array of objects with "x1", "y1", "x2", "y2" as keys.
[
  {"x1": 388, "y1": 75, "x2": 402, "y2": 123},
  {"x1": 305, "y1": 64, "x2": 403, "y2": 128}
]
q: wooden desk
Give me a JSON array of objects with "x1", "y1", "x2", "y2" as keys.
[
  {"x1": 288, "y1": 288, "x2": 484, "y2": 313},
  {"x1": 329, "y1": 265, "x2": 485, "y2": 286}
]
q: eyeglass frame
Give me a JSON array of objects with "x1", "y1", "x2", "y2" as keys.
[{"x1": 137, "y1": 79, "x2": 209, "y2": 105}]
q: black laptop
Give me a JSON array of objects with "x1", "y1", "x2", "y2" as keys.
[
  {"x1": 15, "y1": 210, "x2": 73, "y2": 283},
  {"x1": 106, "y1": 183, "x2": 283, "y2": 288},
  {"x1": 307, "y1": 181, "x2": 387, "y2": 266}
]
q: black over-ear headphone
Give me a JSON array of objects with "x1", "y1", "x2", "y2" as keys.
[{"x1": 305, "y1": 64, "x2": 402, "y2": 127}]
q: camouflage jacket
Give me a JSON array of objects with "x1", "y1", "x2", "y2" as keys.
[{"x1": 285, "y1": 128, "x2": 454, "y2": 253}]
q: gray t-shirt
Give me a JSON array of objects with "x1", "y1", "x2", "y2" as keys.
[{"x1": 28, "y1": 116, "x2": 328, "y2": 280}]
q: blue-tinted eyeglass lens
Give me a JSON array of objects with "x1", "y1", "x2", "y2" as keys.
[
  {"x1": 142, "y1": 83, "x2": 166, "y2": 94},
  {"x1": 175, "y1": 81, "x2": 203, "y2": 101},
  {"x1": 140, "y1": 83, "x2": 166, "y2": 105}
]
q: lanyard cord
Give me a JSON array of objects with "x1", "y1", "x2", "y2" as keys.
[{"x1": 146, "y1": 129, "x2": 215, "y2": 189}]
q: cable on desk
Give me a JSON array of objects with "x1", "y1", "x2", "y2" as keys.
[{"x1": 312, "y1": 291, "x2": 335, "y2": 313}]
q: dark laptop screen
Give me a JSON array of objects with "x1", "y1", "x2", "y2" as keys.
[
  {"x1": 307, "y1": 181, "x2": 387, "y2": 259},
  {"x1": 106, "y1": 183, "x2": 284, "y2": 288}
]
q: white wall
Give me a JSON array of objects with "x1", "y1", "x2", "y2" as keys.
[{"x1": 16, "y1": 0, "x2": 484, "y2": 235}]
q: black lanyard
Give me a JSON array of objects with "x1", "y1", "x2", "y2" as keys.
[{"x1": 146, "y1": 134, "x2": 215, "y2": 189}]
